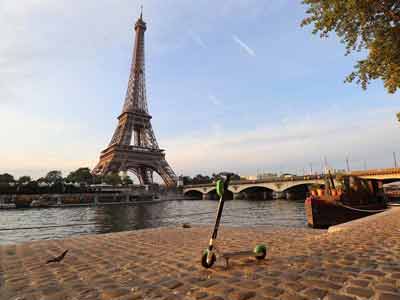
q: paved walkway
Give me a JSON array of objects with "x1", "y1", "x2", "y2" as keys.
[{"x1": 0, "y1": 208, "x2": 399, "y2": 300}]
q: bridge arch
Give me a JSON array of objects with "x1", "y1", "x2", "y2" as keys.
[
  {"x1": 184, "y1": 190, "x2": 203, "y2": 200},
  {"x1": 282, "y1": 183, "x2": 312, "y2": 199},
  {"x1": 206, "y1": 188, "x2": 233, "y2": 200},
  {"x1": 183, "y1": 188, "x2": 204, "y2": 195},
  {"x1": 282, "y1": 182, "x2": 326, "y2": 199},
  {"x1": 126, "y1": 164, "x2": 175, "y2": 187},
  {"x1": 233, "y1": 183, "x2": 278, "y2": 193},
  {"x1": 237, "y1": 186, "x2": 273, "y2": 200}
]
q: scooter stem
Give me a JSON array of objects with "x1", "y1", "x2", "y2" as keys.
[{"x1": 208, "y1": 174, "x2": 232, "y2": 250}]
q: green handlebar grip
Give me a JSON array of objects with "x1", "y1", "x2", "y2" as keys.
[{"x1": 216, "y1": 179, "x2": 224, "y2": 198}]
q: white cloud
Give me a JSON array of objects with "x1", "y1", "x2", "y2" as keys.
[
  {"x1": 232, "y1": 34, "x2": 256, "y2": 57},
  {"x1": 0, "y1": 106, "x2": 101, "y2": 178},
  {"x1": 164, "y1": 109, "x2": 400, "y2": 176},
  {"x1": 0, "y1": 0, "x2": 274, "y2": 179},
  {"x1": 188, "y1": 30, "x2": 206, "y2": 48},
  {"x1": 209, "y1": 95, "x2": 221, "y2": 105}
]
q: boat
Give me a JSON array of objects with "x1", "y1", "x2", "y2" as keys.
[
  {"x1": 305, "y1": 173, "x2": 387, "y2": 228},
  {"x1": 30, "y1": 198, "x2": 51, "y2": 208},
  {"x1": 383, "y1": 182, "x2": 400, "y2": 203},
  {"x1": 14, "y1": 195, "x2": 34, "y2": 209}
]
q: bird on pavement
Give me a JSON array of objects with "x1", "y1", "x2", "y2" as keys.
[{"x1": 46, "y1": 249, "x2": 69, "y2": 264}]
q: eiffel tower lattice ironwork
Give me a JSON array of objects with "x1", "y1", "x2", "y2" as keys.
[{"x1": 92, "y1": 12, "x2": 177, "y2": 187}]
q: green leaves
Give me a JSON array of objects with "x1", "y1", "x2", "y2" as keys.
[
  {"x1": 0, "y1": 173, "x2": 15, "y2": 183},
  {"x1": 302, "y1": 0, "x2": 400, "y2": 94},
  {"x1": 66, "y1": 167, "x2": 93, "y2": 184}
]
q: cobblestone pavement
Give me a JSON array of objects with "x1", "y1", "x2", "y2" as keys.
[{"x1": 0, "y1": 208, "x2": 399, "y2": 300}]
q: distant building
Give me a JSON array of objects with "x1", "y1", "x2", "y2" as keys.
[
  {"x1": 177, "y1": 176, "x2": 184, "y2": 187},
  {"x1": 280, "y1": 173, "x2": 296, "y2": 178},
  {"x1": 242, "y1": 173, "x2": 279, "y2": 180},
  {"x1": 243, "y1": 175, "x2": 257, "y2": 180},
  {"x1": 257, "y1": 173, "x2": 278, "y2": 180}
]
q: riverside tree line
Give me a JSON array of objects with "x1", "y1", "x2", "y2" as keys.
[
  {"x1": 0, "y1": 169, "x2": 242, "y2": 194},
  {"x1": 0, "y1": 168, "x2": 133, "y2": 195}
]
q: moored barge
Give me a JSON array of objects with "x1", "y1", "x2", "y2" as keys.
[{"x1": 305, "y1": 174, "x2": 387, "y2": 228}]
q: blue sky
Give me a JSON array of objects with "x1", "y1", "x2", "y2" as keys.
[{"x1": 0, "y1": 0, "x2": 399, "y2": 180}]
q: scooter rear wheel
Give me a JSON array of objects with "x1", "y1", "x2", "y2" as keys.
[
  {"x1": 254, "y1": 244, "x2": 267, "y2": 260},
  {"x1": 201, "y1": 249, "x2": 216, "y2": 268}
]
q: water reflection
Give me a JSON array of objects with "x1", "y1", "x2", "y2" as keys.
[{"x1": 0, "y1": 199, "x2": 307, "y2": 245}]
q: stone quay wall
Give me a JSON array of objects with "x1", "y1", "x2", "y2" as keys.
[{"x1": 0, "y1": 208, "x2": 399, "y2": 300}]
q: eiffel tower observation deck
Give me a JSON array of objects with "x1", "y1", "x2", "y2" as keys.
[{"x1": 92, "y1": 11, "x2": 177, "y2": 187}]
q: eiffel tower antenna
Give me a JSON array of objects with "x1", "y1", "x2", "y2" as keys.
[
  {"x1": 92, "y1": 14, "x2": 177, "y2": 187},
  {"x1": 140, "y1": 5, "x2": 143, "y2": 19}
]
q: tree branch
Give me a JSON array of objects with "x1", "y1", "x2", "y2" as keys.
[{"x1": 377, "y1": 0, "x2": 400, "y2": 22}]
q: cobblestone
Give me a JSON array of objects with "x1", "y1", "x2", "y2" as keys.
[
  {"x1": 0, "y1": 207, "x2": 399, "y2": 300},
  {"x1": 345, "y1": 286, "x2": 374, "y2": 298},
  {"x1": 377, "y1": 292, "x2": 400, "y2": 300},
  {"x1": 325, "y1": 293, "x2": 356, "y2": 300}
]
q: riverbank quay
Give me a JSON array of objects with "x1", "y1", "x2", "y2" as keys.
[
  {"x1": 0, "y1": 195, "x2": 190, "y2": 210},
  {"x1": 0, "y1": 208, "x2": 399, "y2": 300}
]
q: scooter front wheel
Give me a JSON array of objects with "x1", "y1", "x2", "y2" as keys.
[{"x1": 201, "y1": 249, "x2": 216, "y2": 268}]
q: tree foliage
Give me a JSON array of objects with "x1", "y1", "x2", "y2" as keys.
[
  {"x1": 183, "y1": 172, "x2": 241, "y2": 185},
  {"x1": 122, "y1": 176, "x2": 133, "y2": 185},
  {"x1": 103, "y1": 173, "x2": 122, "y2": 186},
  {"x1": 18, "y1": 176, "x2": 31, "y2": 184},
  {"x1": 301, "y1": 0, "x2": 400, "y2": 93},
  {"x1": 44, "y1": 170, "x2": 63, "y2": 183},
  {"x1": 0, "y1": 173, "x2": 15, "y2": 183},
  {"x1": 66, "y1": 167, "x2": 93, "y2": 184}
]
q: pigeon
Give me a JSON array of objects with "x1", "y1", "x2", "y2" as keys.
[{"x1": 46, "y1": 249, "x2": 69, "y2": 264}]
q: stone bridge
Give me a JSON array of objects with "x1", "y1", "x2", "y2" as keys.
[
  {"x1": 183, "y1": 175, "x2": 329, "y2": 200},
  {"x1": 183, "y1": 168, "x2": 400, "y2": 200},
  {"x1": 349, "y1": 167, "x2": 400, "y2": 181}
]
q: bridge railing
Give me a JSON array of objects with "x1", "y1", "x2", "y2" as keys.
[{"x1": 349, "y1": 167, "x2": 400, "y2": 176}]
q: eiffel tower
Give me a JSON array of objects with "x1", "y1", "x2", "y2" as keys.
[{"x1": 92, "y1": 12, "x2": 177, "y2": 187}]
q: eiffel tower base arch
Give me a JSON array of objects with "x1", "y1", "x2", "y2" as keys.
[{"x1": 92, "y1": 144, "x2": 176, "y2": 187}]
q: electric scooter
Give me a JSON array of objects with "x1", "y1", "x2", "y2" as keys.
[{"x1": 201, "y1": 173, "x2": 267, "y2": 268}]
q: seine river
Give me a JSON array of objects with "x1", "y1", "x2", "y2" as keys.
[{"x1": 0, "y1": 199, "x2": 307, "y2": 245}]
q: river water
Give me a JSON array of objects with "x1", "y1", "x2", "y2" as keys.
[{"x1": 0, "y1": 199, "x2": 307, "y2": 245}]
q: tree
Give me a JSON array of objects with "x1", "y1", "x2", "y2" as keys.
[
  {"x1": 18, "y1": 181, "x2": 39, "y2": 194},
  {"x1": 18, "y1": 176, "x2": 31, "y2": 184},
  {"x1": 66, "y1": 168, "x2": 93, "y2": 184},
  {"x1": 181, "y1": 172, "x2": 242, "y2": 185},
  {"x1": 92, "y1": 175, "x2": 103, "y2": 184},
  {"x1": 192, "y1": 174, "x2": 211, "y2": 184},
  {"x1": 103, "y1": 173, "x2": 122, "y2": 186},
  {"x1": 0, "y1": 173, "x2": 15, "y2": 183},
  {"x1": 182, "y1": 176, "x2": 193, "y2": 185},
  {"x1": 301, "y1": 1, "x2": 400, "y2": 93},
  {"x1": 122, "y1": 176, "x2": 133, "y2": 185},
  {"x1": 44, "y1": 170, "x2": 63, "y2": 184},
  {"x1": 211, "y1": 172, "x2": 241, "y2": 181}
]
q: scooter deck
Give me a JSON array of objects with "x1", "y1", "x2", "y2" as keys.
[
  {"x1": 220, "y1": 250, "x2": 264, "y2": 268},
  {"x1": 221, "y1": 250, "x2": 255, "y2": 258}
]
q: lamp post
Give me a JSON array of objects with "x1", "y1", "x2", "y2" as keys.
[{"x1": 345, "y1": 156, "x2": 350, "y2": 172}]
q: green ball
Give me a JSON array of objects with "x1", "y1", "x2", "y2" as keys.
[{"x1": 254, "y1": 244, "x2": 267, "y2": 259}]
